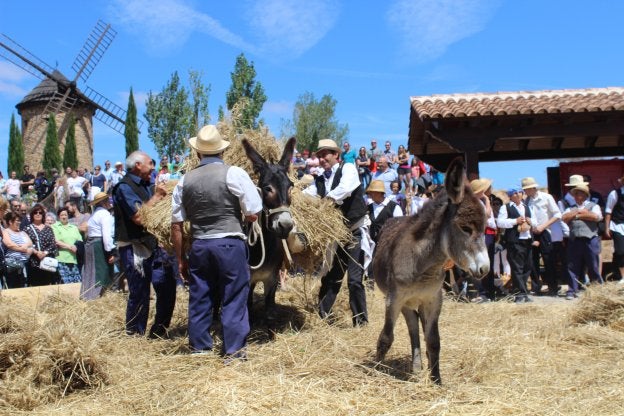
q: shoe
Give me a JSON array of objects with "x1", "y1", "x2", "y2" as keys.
[
  {"x1": 223, "y1": 351, "x2": 247, "y2": 365},
  {"x1": 523, "y1": 296, "x2": 533, "y2": 303},
  {"x1": 471, "y1": 296, "x2": 491, "y2": 304},
  {"x1": 565, "y1": 293, "x2": 574, "y2": 300},
  {"x1": 190, "y1": 349, "x2": 213, "y2": 356},
  {"x1": 514, "y1": 296, "x2": 525, "y2": 303},
  {"x1": 546, "y1": 290, "x2": 559, "y2": 297}
]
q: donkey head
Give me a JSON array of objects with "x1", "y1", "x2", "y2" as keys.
[
  {"x1": 443, "y1": 157, "x2": 490, "y2": 278},
  {"x1": 242, "y1": 137, "x2": 296, "y2": 239}
]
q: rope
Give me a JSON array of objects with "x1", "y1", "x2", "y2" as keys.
[{"x1": 247, "y1": 219, "x2": 265, "y2": 270}]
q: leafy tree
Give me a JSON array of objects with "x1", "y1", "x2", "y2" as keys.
[
  {"x1": 218, "y1": 105, "x2": 225, "y2": 122},
  {"x1": 188, "y1": 70, "x2": 211, "y2": 133},
  {"x1": 225, "y1": 53, "x2": 267, "y2": 129},
  {"x1": 42, "y1": 114, "x2": 62, "y2": 177},
  {"x1": 63, "y1": 117, "x2": 78, "y2": 170},
  {"x1": 7, "y1": 113, "x2": 24, "y2": 175},
  {"x1": 282, "y1": 92, "x2": 349, "y2": 152},
  {"x1": 144, "y1": 71, "x2": 193, "y2": 160},
  {"x1": 124, "y1": 87, "x2": 140, "y2": 157}
]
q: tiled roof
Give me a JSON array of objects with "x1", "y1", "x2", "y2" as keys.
[{"x1": 410, "y1": 87, "x2": 624, "y2": 119}]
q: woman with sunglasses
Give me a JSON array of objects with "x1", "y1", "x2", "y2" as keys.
[{"x1": 24, "y1": 204, "x2": 59, "y2": 286}]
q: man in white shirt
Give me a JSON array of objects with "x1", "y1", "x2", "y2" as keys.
[
  {"x1": 605, "y1": 174, "x2": 624, "y2": 283},
  {"x1": 522, "y1": 177, "x2": 563, "y2": 297},
  {"x1": 66, "y1": 170, "x2": 88, "y2": 213},
  {"x1": 497, "y1": 188, "x2": 537, "y2": 303},
  {"x1": 4, "y1": 171, "x2": 21, "y2": 200}
]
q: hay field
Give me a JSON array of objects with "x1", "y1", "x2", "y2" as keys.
[{"x1": 1, "y1": 278, "x2": 623, "y2": 416}]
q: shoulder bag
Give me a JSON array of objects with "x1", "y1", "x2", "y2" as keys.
[{"x1": 29, "y1": 225, "x2": 58, "y2": 273}]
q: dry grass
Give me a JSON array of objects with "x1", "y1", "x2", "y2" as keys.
[{"x1": 0, "y1": 280, "x2": 623, "y2": 415}]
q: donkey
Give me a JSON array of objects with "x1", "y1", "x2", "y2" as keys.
[
  {"x1": 372, "y1": 157, "x2": 489, "y2": 384},
  {"x1": 242, "y1": 137, "x2": 296, "y2": 336}
]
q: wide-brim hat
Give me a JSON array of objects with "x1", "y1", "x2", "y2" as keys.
[
  {"x1": 188, "y1": 125, "x2": 230, "y2": 155},
  {"x1": 565, "y1": 174, "x2": 589, "y2": 187},
  {"x1": 114, "y1": 161, "x2": 123, "y2": 167},
  {"x1": 521, "y1": 177, "x2": 539, "y2": 189},
  {"x1": 316, "y1": 139, "x2": 341, "y2": 153},
  {"x1": 90, "y1": 192, "x2": 110, "y2": 206},
  {"x1": 470, "y1": 178, "x2": 492, "y2": 194},
  {"x1": 366, "y1": 180, "x2": 386, "y2": 194},
  {"x1": 571, "y1": 184, "x2": 590, "y2": 196}
]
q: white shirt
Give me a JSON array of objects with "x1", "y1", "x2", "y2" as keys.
[
  {"x1": 605, "y1": 186, "x2": 624, "y2": 236},
  {"x1": 303, "y1": 162, "x2": 361, "y2": 205},
  {"x1": 67, "y1": 176, "x2": 87, "y2": 197},
  {"x1": 369, "y1": 197, "x2": 404, "y2": 219},
  {"x1": 496, "y1": 201, "x2": 536, "y2": 240},
  {"x1": 563, "y1": 200, "x2": 603, "y2": 220},
  {"x1": 527, "y1": 190, "x2": 563, "y2": 241},
  {"x1": 171, "y1": 160, "x2": 263, "y2": 239},
  {"x1": 87, "y1": 206, "x2": 115, "y2": 251},
  {"x1": 103, "y1": 167, "x2": 114, "y2": 182},
  {"x1": 5, "y1": 178, "x2": 21, "y2": 196}
]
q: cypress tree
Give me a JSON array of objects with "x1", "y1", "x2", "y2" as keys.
[
  {"x1": 7, "y1": 113, "x2": 24, "y2": 175},
  {"x1": 42, "y1": 114, "x2": 62, "y2": 177},
  {"x1": 63, "y1": 117, "x2": 78, "y2": 170},
  {"x1": 125, "y1": 87, "x2": 139, "y2": 157}
]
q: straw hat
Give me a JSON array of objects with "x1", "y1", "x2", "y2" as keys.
[
  {"x1": 521, "y1": 177, "x2": 539, "y2": 189},
  {"x1": 470, "y1": 178, "x2": 492, "y2": 194},
  {"x1": 188, "y1": 125, "x2": 230, "y2": 155},
  {"x1": 316, "y1": 139, "x2": 341, "y2": 153},
  {"x1": 565, "y1": 174, "x2": 589, "y2": 187},
  {"x1": 114, "y1": 161, "x2": 123, "y2": 167},
  {"x1": 571, "y1": 184, "x2": 590, "y2": 196},
  {"x1": 90, "y1": 192, "x2": 110, "y2": 206},
  {"x1": 366, "y1": 180, "x2": 386, "y2": 194}
]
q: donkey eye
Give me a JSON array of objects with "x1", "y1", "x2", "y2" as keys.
[
  {"x1": 460, "y1": 226, "x2": 472, "y2": 235},
  {"x1": 263, "y1": 185, "x2": 273, "y2": 194}
]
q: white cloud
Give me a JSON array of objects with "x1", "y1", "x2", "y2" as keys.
[
  {"x1": 0, "y1": 61, "x2": 31, "y2": 98},
  {"x1": 245, "y1": 0, "x2": 340, "y2": 58},
  {"x1": 386, "y1": 0, "x2": 500, "y2": 63},
  {"x1": 262, "y1": 99, "x2": 292, "y2": 116},
  {"x1": 109, "y1": 0, "x2": 257, "y2": 54}
]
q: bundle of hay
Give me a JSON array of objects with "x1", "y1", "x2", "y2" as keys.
[{"x1": 140, "y1": 105, "x2": 351, "y2": 273}]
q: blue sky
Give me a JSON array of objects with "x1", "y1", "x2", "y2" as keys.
[{"x1": 1, "y1": 0, "x2": 623, "y2": 190}]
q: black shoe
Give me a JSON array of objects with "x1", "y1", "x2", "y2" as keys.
[
  {"x1": 514, "y1": 296, "x2": 525, "y2": 303},
  {"x1": 523, "y1": 296, "x2": 533, "y2": 303}
]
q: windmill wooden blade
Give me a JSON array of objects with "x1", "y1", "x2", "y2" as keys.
[
  {"x1": 83, "y1": 86, "x2": 143, "y2": 134},
  {"x1": 71, "y1": 20, "x2": 117, "y2": 84},
  {"x1": 0, "y1": 33, "x2": 55, "y2": 81},
  {"x1": 43, "y1": 89, "x2": 78, "y2": 116}
]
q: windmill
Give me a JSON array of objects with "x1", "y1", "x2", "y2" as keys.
[{"x1": 0, "y1": 20, "x2": 140, "y2": 170}]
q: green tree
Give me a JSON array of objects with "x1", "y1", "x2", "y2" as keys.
[
  {"x1": 7, "y1": 113, "x2": 24, "y2": 175},
  {"x1": 188, "y1": 70, "x2": 211, "y2": 133},
  {"x1": 225, "y1": 53, "x2": 267, "y2": 129},
  {"x1": 125, "y1": 87, "x2": 140, "y2": 157},
  {"x1": 144, "y1": 71, "x2": 193, "y2": 159},
  {"x1": 218, "y1": 105, "x2": 225, "y2": 122},
  {"x1": 63, "y1": 117, "x2": 78, "y2": 170},
  {"x1": 282, "y1": 92, "x2": 349, "y2": 152},
  {"x1": 42, "y1": 114, "x2": 62, "y2": 177}
]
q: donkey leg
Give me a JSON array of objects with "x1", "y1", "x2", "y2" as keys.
[
  {"x1": 376, "y1": 295, "x2": 402, "y2": 362},
  {"x1": 420, "y1": 292, "x2": 443, "y2": 384},
  {"x1": 401, "y1": 307, "x2": 422, "y2": 373},
  {"x1": 264, "y1": 278, "x2": 279, "y2": 340}
]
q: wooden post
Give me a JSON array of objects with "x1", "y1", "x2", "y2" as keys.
[{"x1": 465, "y1": 151, "x2": 479, "y2": 180}]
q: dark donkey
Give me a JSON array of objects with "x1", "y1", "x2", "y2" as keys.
[
  {"x1": 372, "y1": 157, "x2": 489, "y2": 383},
  {"x1": 242, "y1": 137, "x2": 296, "y2": 336}
]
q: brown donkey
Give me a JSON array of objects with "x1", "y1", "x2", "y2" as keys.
[{"x1": 373, "y1": 157, "x2": 489, "y2": 384}]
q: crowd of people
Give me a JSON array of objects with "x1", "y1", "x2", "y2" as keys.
[{"x1": 1, "y1": 130, "x2": 623, "y2": 362}]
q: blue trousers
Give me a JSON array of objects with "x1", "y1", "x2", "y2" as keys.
[
  {"x1": 120, "y1": 245, "x2": 177, "y2": 336},
  {"x1": 188, "y1": 238, "x2": 250, "y2": 355},
  {"x1": 567, "y1": 236, "x2": 602, "y2": 295}
]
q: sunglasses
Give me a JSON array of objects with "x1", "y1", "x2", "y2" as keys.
[{"x1": 33, "y1": 211, "x2": 44, "y2": 215}]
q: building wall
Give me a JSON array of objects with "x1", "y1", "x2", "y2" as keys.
[{"x1": 19, "y1": 103, "x2": 95, "y2": 171}]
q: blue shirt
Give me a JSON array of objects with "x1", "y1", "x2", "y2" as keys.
[
  {"x1": 113, "y1": 172, "x2": 152, "y2": 218},
  {"x1": 341, "y1": 149, "x2": 357, "y2": 164}
]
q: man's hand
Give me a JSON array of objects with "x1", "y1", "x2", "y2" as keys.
[
  {"x1": 178, "y1": 259, "x2": 189, "y2": 284},
  {"x1": 245, "y1": 214, "x2": 259, "y2": 223},
  {"x1": 154, "y1": 183, "x2": 167, "y2": 199}
]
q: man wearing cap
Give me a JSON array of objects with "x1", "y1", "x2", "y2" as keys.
[
  {"x1": 305, "y1": 138, "x2": 370, "y2": 326},
  {"x1": 497, "y1": 188, "x2": 536, "y2": 303},
  {"x1": 604, "y1": 173, "x2": 624, "y2": 284},
  {"x1": 561, "y1": 184, "x2": 603, "y2": 299},
  {"x1": 470, "y1": 178, "x2": 497, "y2": 302},
  {"x1": 113, "y1": 151, "x2": 176, "y2": 338},
  {"x1": 522, "y1": 177, "x2": 564, "y2": 297},
  {"x1": 171, "y1": 125, "x2": 262, "y2": 358}
]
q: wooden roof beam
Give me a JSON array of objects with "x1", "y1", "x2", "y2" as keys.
[{"x1": 584, "y1": 136, "x2": 598, "y2": 148}]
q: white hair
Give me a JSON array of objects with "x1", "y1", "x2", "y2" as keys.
[{"x1": 126, "y1": 151, "x2": 150, "y2": 171}]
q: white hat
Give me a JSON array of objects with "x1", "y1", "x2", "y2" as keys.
[
  {"x1": 316, "y1": 139, "x2": 341, "y2": 153},
  {"x1": 521, "y1": 177, "x2": 539, "y2": 189},
  {"x1": 565, "y1": 174, "x2": 589, "y2": 187},
  {"x1": 188, "y1": 125, "x2": 230, "y2": 155}
]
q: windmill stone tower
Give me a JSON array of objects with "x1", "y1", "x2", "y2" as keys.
[{"x1": 16, "y1": 71, "x2": 97, "y2": 169}]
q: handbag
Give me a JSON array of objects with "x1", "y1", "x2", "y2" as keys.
[{"x1": 29, "y1": 225, "x2": 58, "y2": 273}]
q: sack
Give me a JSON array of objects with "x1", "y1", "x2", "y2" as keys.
[
  {"x1": 39, "y1": 257, "x2": 58, "y2": 273},
  {"x1": 5, "y1": 257, "x2": 25, "y2": 273}
]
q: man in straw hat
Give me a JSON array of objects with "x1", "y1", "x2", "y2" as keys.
[
  {"x1": 561, "y1": 183, "x2": 603, "y2": 299},
  {"x1": 470, "y1": 178, "x2": 497, "y2": 302},
  {"x1": 113, "y1": 151, "x2": 177, "y2": 338},
  {"x1": 496, "y1": 188, "x2": 536, "y2": 303},
  {"x1": 522, "y1": 176, "x2": 564, "y2": 297},
  {"x1": 304, "y1": 138, "x2": 371, "y2": 326},
  {"x1": 604, "y1": 172, "x2": 624, "y2": 283},
  {"x1": 171, "y1": 125, "x2": 262, "y2": 360},
  {"x1": 81, "y1": 192, "x2": 116, "y2": 300}
]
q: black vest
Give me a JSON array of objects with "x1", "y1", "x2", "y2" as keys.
[
  {"x1": 113, "y1": 175, "x2": 154, "y2": 243},
  {"x1": 611, "y1": 188, "x2": 624, "y2": 224},
  {"x1": 315, "y1": 163, "x2": 367, "y2": 226},
  {"x1": 368, "y1": 200, "x2": 397, "y2": 242},
  {"x1": 504, "y1": 202, "x2": 532, "y2": 243}
]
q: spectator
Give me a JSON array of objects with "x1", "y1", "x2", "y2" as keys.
[
  {"x1": 356, "y1": 146, "x2": 371, "y2": 190},
  {"x1": 292, "y1": 151, "x2": 307, "y2": 179},
  {"x1": 102, "y1": 160, "x2": 114, "y2": 183},
  {"x1": 2, "y1": 211, "x2": 33, "y2": 288},
  {"x1": 341, "y1": 141, "x2": 357, "y2": 164},
  {"x1": 605, "y1": 173, "x2": 624, "y2": 283},
  {"x1": 369, "y1": 139, "x2": 383, "y2": 174},
  {"x1": 89, "y1": 165, "x2": 108, "y2": 198},
  {"x1": 373, "y1": 157, "x2": 398, "y2": 196},
  {"x1": 5, "y1": 171, "x2": 21, "y2": 200},
  {"x1": 382, "y1": 141, "x2": 396, "y2": 168},
  {"x1": 24, "y1": 204, "x2": 59, "y2": 286},
  {"x1": 20, "y1": 165, "x2": 35, "y2": 195},
  {"x1": 156, "y1": 159, "x2": 171, "y2": 184},
  {"x1": 395, "y1": 145, "x2": 412, "y2": 194},
  {"x1": 66, "y1": 170, "x2": 88, "y2": 213},
  {"x1": 388, "y1": 180, "x2": 406, "y2": 214},
  {"x1": 52, "y1": 207, "x2": 83, "y2": 284},
  {"x1": 33, "y1": 170, "x2": 50, "y2": 202},
  {"x1": 305, "y1": 151, "x2": 320, "y2": 175},
  {"x1": 18, "y1": 202, "x2": 30, "y2": 231},
  {"x1": 0, "y1": 171, "x2": 5, "y2": 199},
  {"x1": 110, "y1": 161, "x2": 126, "y2": 188}
]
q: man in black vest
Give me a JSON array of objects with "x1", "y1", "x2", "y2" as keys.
[
  {"x1": 496, "y1": 188, "x2": 536, "y2": 303},
  {"x1": 306, "y1": 139, "x2": 370, "y2": 326},
  {"x1": 604, "y1": 174, "x2": 624, "y2": 282},
  {"x1": 113, "y1": 151, "x2": 176, "y2": 338}
]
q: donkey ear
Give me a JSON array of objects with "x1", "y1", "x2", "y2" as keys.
[
  {"x1": 279, "y1": 137, "x2": 296, "y2": 170},
  {"x1": 242, "y1": 138, "x2": 266, "y2": 173},
  {"x1": 444, "y1": 157, "x2": 467, "y2": 204}
]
